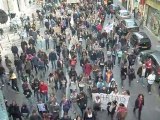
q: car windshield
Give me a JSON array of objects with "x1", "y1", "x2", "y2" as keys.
[
  {"x1": 126, "y1": 21, "x2": 137, "y2": 27},
  {"x1": 140, "y1": 38, "x2": 150, "y2": 43},
  {"x1": 121, "y1": 12, "x2": 129, "y2": 16}
]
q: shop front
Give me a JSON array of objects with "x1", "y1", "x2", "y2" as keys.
[
  {"x1": 146, "y1": 6, "x2": 160, "y2": 38},
  {"x1": 145, "y1": 0, "x2": 160, "y2": 39}
]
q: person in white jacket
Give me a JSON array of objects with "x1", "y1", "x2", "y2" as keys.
[{"x1": 147, "y1": 71, "x2": 156, "y2": 94}]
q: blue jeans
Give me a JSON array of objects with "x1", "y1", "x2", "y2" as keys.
[
  {"x1": 40, "y1": 92, "x2": 48, "y2": 103},
  {"x1": 139, "y1": 76, "x2": 145, "y2": 86},
  {"x1": 51, "y1": 60, "x2": 56, "y2": 69}
]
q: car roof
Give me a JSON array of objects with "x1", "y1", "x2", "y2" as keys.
[
  {"x1": 133, "y1": 32, "x2": 149, "y2": 39},
  {"x1": 119, "y1": 10, "x2": 128, "y2": 13},
  {"x1": 140, "y1": 50, "x2": 157, "y2": 55},
  {"x1": 122, "y1": 19, "x2": 138, "y2": 27},
  {"x1": 123, "y1": 19, "x2": 135, "y2": 22},
  {"x1": 150, "y1": 51, "x2": 160, "y2": 65}
]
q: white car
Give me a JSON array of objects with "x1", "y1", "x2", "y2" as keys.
[{"x1": 116, "y1": 10, "x2": 131, "y2": 20}]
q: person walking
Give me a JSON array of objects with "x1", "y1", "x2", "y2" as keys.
[
  {"x1": 11, "y1": 44, "x2": 19, "y2": 57},
  {"x1": 39, "y1": 81, "x2": 48, "y2": 102},
  {"x1": 49, "y1": 50, "x2": 57, "y2": 69},
  {"x1": 31, "y1": 54, "x2": 39, "y2": 74},
  {"x1": 128, "y1": 66, "x2": 136, "y2": 87},
  {"x1": 9, "y1": 70, "x2": 19, "y2": 93},
  {"x1": 8, "y1": 101, "x2": 22, "y2": 120},
  {"x1": 29, "y1": 110, "x2": 42, "y2": 120},
  {"x1": 44, "y1": 32, "x2": 50, "y2": 50},
  {"x1": 137, "y1": 64, "x2": 147, "y2": 87},
  {"x1": 117, "y1": 103, "x2": 128, "y2": 120},
  {"x1": 133, "y1": 94, "x2": 144, "y2": 120},
  {"x1": 84, "y1": 107, "x2": 96, "y2": 120},
  {"x1": 120, "y1": 64, "x2": 127, "y2": 89},
  {"x1": 147, "y1": 71, "x2": 156, "y2": 94}
]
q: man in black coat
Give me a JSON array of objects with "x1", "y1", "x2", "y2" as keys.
[
  {"x1": 11, "y1": 44, "x2": 19, "y2": 57},
  {"x1": 49, "y1": 50, "x2": 57, "y2": 69},
  {"x1": 77, "y1": 92, "x2": 87, "y2": 116}
]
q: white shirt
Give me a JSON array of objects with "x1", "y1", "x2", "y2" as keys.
[
  {"x1": 141, "y1": 68, "x2": 146, "y2": 77},
  {"x1": 147, "y1": 74, "x2": 156, "y2": 84},
  {"x1": 95, "y1": 98, "x2": 101, "y2": 104}
]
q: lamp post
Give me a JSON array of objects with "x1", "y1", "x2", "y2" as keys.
[
  {"x1": 17, "y1": 0, "x2": 21, "y2": 11},
  {"x1": 6, "y1": 0, "x2": 10, "y2": 19}
]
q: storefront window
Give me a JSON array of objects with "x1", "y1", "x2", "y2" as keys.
[{"x1": 147, "y1": 6, "x2": 160, "y2": 38}]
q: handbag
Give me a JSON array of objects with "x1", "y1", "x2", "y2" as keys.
[{"x1": 121, "y1": 75, "x2": 126, "y2": 80}]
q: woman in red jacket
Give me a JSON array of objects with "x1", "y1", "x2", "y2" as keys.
[
  {"x1": 84, "y1": 60, "x2": 92, "y2": 77},
  {"x1": 39, "y1": 81, "x2": 48, "y2": 102}
]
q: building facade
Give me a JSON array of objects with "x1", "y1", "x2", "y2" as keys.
[
  {"x1": 144, "y1": 0, "x2": 160, "y2": 39},
  {"x1": 0, "y1": 0, "x2": 33, "y2": 14}
]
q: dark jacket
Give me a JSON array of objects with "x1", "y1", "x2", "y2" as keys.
[
  {"x1": 21, "y1": 105, "x2": 29, "y2": 114},
  {"x1": 8, "y1": 104, "x2": 21, "y2": 118},
  {"x1": 134, "y1": 98, "x2": 144, "y2": 110},
  {"x1": 77, "y1": 94, "x2": 87, "y2": 110},
  {"x1": 28, "y1": 38, "x2": 35, "y2": 46},
  {"x1": 11, "y1": 46, "x2": 18, "y2": 54},
  {"x1": 14, "y1": 59, "x2": 23, "y2": 70},
  {"x1": 31, "y1": 56, "x2": 39, "y2": 66},
  {"x1": 29, "y1": 114, "x2": 42, "y2": 120},
  {"x1": 121, "y1": 67, "x2": 127, "y2": 80},
  {"x1": 31, "y1": 80, "x2": 40, "y2": 91},
  {"x1": 27, "y1": 47, "x2": 36, "y2": 55},
  {"x1": 128, "y1": 54, "x2": 136, "y2": 65},
  {"x1": 49, "y1": 52, "x2": 57, "y2": 61},
  {"x1": 0, "y1": 65, "x2": 5, "y2": 76},
  {"x1": 84, "y1": 111, "x2": 96, "y2": 120},
  {"x1": 128, "y1": 68, "x2": 136, "y2": 80},
  {"x1": 21, "y1": 41, "x2": 27, "y2": 50},
  {"x1": 23, "y1": 89, "x2": 32, "y2": 98},
  {"x1": 137, "y1": 66, "x2": 147, "y2": 77},
  {"x1": 90, "y1": 52, "x2": 97, "y2": 61}
]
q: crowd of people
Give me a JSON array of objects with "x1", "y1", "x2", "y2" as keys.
[{"x1": 0, "y1": 0, "x2": 157, "y2": 120}]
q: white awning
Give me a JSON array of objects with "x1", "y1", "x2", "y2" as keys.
[{"x1": 67, "y1": 0, "x2": 80, "y2": 3}]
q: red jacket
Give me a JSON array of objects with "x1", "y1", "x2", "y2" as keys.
[
  {"x1": 39, "y1": 83, "x2": 48, "y2": 93},
  {"x1": 84, "y1": 63, "x2": 92, "y2": 76},
  {"x1": 145, "y1": 60, "x2": 152, "y2": 69}
]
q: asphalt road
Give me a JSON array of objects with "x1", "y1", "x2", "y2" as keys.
[{"x1": 1, "y1": 1, "x2": 160, "y2": 120}]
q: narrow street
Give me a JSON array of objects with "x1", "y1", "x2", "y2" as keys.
[{"x1": 0, "y1": 0, "x2": 160, "y2": 120}]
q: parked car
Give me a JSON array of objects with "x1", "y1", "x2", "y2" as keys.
[
  {"x1": 120, "y1": 19, "x2": 139, "y2": 32},
  {"x1": 116, "y1": 10, "x2": 131, "y2": 20},
  {"x1": 139, "y1": 50, "x2": 160, "y2": 82},
  {"x1": 107, "y1": 4, "x2": 121, "y2": 14},
  {"x1": 130, "y1": 32, "x2": 151, "y2": 50}
]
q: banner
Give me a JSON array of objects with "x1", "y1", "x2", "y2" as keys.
[
  {"x1": 104, "y1": 23, "x2": 113, "y2": 33},
  {"x1": 92, "y1": 93, "x2": 130, "y2": 110}
]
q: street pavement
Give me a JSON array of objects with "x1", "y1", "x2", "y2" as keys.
[{"x1": 0, "y1": 0, "x2": 160, "y2": 120}]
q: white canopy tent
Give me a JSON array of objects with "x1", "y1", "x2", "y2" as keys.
[{"x1": 67, "y1": 0, "x2": 80, "y2": 3}]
